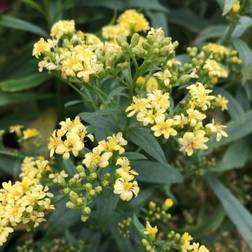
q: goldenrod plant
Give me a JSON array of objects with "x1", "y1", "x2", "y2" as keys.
[{"x1": 0, "y1": 1, "x2": 252, "y2": 251}]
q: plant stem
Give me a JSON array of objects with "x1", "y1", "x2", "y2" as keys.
[{"x1": 223, "y1": 0, "x2": 250, "y2": 45}]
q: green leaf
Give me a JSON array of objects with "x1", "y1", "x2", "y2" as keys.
[
  {"x1": 0, "y1": 92, "x2": 54, "y2": 106},
  {"x1": 77, "y1": 0, "x2": 168, "y2": 12},
  {"x1": 146, "y1": 11, "x2": 169, "y2": 35},
  {"x1": 128, "y1": 127, "x2": 167, "y2": 163},
  {"x1": 0, "y1": 154, "x2": 21, "y2": 175},
  {"x1": 222, "y1": 0, "x2": 237, "y2": 16},
  {"x1": 210, "y1": 139, "x2": 250, "y2": 172},
  {"x1": 0, "y1": 73, "x2": 50, "y2": 92},
  {"x1": 167, "y1": 9, "x2": 208, "y2": 33},
  {"x1": 131, "y1": 160, "x2": 183, "y2": 185},
  {"x1": 0, "y1": 15, "x2": 48, "y2": 36},
  {"x1": 194, "y1": 25, "x2": 227, "y2": 44},
  {"x1": 210, "y1": 109, "x2": 252, "y2": 149},
  {"x1": 233, "y1": 39, "x2": 252, "y2": 83},
  {"x1": 133, "y1": 214, "x2": 145, "y2": 234},
  {"x1": 206, "y1": 174, "x2": 252, "y2": 249},
  {"x1": 63, "y1": 158, "x2": 76, "y2": 176},
  {"x1": 232, "y1": 16, "x2": 252, "y2": 38},
  {"x1": 79, "y1": 109, "x2": 119, "y2": 140},
  {"x1": 47, "y1": 199, "x2": 80, "y2": 236},
  {"x1": 125, "y1": 152, "x2": 147, "y2": 161},
  {"x1": 129, "y1": 189, "x2": 153, "y2": 208}
]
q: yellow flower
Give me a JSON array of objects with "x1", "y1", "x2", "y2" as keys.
[
  {"x1": 59, "y1": 132, "x2": 84, "y2": 159},
  {"x1": 206, "y1": 120, "x2": 228, "y2": 141},
  {"x1": 83, "y1": 147, "x2": 112, "y2": 169},
  {"x1": 23, "y1": 128, "x2": 39, "y2": 140},
  {"x1": 32, "y1": 38, "x2": 52, "y2": 58},
  {"x1": 117, "y1": 9, "x2": 150, "y2": 33},
  {"x1": 136, "y1": 76, "x2": 146, "y2": 87},
  {"x1": 144, "y1": 221, "x2": 158, "y2": 240},
  {"x1": 0, "y1": 226, "x2": 13, "y2": 246},
  {"x1": 215, "y1": 94, "x2": 228, "y2": 111},
  {"x1": 113, "y1": 178, "x2": 139, "y2": 201},
  {"x1": 50, "y1": 20, "x2": 75, "y2": 39},
  {"x1": 186, "y1": 108, "x2": 206, "y2": 127},
  {"x1": 20, "y1": 157, "x2": 51, "y2": 181},
  {"x1": 179, "y1": 130, "x2": 209, "y2": 156},
  {"x1": 232, "y1": 1, "x2": 240, "y2": 12},
  {"x1": 203, "y1": 43, "x2": 230, "y2": 58},
  {"x1": 151, "y1": 115, "x2": 177, "y2": 139},
  {"x1": 154, "y1": 69, "x2": 172, "y2": 86},
  {"x1": 181, "y1": 232, "x2": 193, "y2": 251},
  {"x1": 9, "y1": 125, "x2": 23, "y2": 137},
  {"x1": 191, "y1": 243, "x2": 209, "y2": 252},
  {"x1": 0, "y1": 176, "x2": 54, "y2": 246},
  {"x1": 203, "y1": 59, "x2": 228, "y2": 79},
  {"x1": 187, "y1": 82, "x2": 215, "y2": 110},
  {"x1": 146, "y1": 76, "x2": 159, "y2": 92},
  {"x1": 147, "y1": 90, "x2": 170, "y2": 112},
  {"x1": 116, "y1": 157, "x2": 138, "y2": 181},
  {"x1": 61, "y1": 54, "x2": 83, "y2": 77},
  {"x1": 103, "y1": 132, "x2": 128, "y2": 154},
  {"x1": 126, "y1": 97, "x2": 148, "y2": 117},
  {"x1": 137, "y1": 109, "x2": 162, "y2": 126},
  {"x1": 102, "y1": 23, "x2": 130, "y2": 40},
  {"x1": 163, "y1": 198, "x2": 174, "y2": 210},
  {"x1": 48, "y1": 117, "x2": 93, "y2": 159}
]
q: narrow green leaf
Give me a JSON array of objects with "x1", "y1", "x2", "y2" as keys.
[
  {"x1": 132, "y1": 160, "x2": 183, "y2": 185},
  {"x1": 233, "y1": 39, "x2": 252, "y2": 83},
  {"x1": 194, "y1": 25, "x2": 227, "y2": 44},
  {"x1": 0, "y1": 15, "x2": 48, "y2": 36},
  {"x1": 167, "y1": 9, "x2": 208, "y2": 33},
  {"x1": 232, "y1": 16, "x2": 252, "y2": 38},
  {"x1": 206, "y1": 174, "x2": 252, "y2": 249},
  {"x1": 0, "y1": 73, "x2": 50, "y2": 92},
  {"x1": 210, "y1": 139, "x2": 250, "y2": 172},
  {"x1": 47, "y1": 199, "x2": 80, "y2": 236},
  {"x1": 128, "y1": 127, "x2": 166, "y2": 163},
  {"x1": 0, "y1": 92, "x2": 54, "y2": 106},
  {"x1": 125, "y1": 152, "x2": 147, "y2": 161},
  {"x1": 76, "y1": 0, "x2": 168, "y2": 12}
]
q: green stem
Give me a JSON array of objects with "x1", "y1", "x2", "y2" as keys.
[{"x1": 223, "y1": 0, "x2": 250, "y2": 45}]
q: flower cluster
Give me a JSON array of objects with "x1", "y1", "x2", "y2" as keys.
[
  {"x1": 126, "y1": 82, "x2": 228, "y2": 156},
  {"x1": 33, "y1": 20, "x2": 124, "y2": 83},
  {"x1": 113, "y1": 157, "x2": 139, "y2": 201},
  {"x1": 187, "y1": 43, "x2": 241, "y2": 85},
  {"x1": 0, "y1": 157, "x2": 54, "y2": 246},
  {"x1": 102, "y1": 9, "x2": 150, "y2": 40},
  {"x1": 48, "y1": 116, "x2": 93, "y2": 159},
  {"x1": 140, "y1": 199, "x2": 209, "y2": 252},
  {"x1": 48, "y1": 117, "x2": 139, "y2": 221}
]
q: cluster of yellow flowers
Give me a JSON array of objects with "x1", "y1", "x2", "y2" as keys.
[
  {"x1": 141, "y1": 198, "x2": 209, "y2": 252},
  {"x1": 9, "y1": 125, "x2": 39, "y2": 140},
  {"x1": 126, "y1": 82, "x2": 228, "y2": 156},
  {"x1": 33, "y1": 19, "x2": 123, "y2": 83},
  {"x1": 187, "y1": 43, "x2": 241, "y2": 85},
  {"x1": 102, "y1": 9, "x2": 150, "y2": 40},
  {"x1": 180, "y1": 232, "x2": 208, "y2": 252},
  {"x1": 113, "y1": 157, "x2": 139, "y2": 201},
  {"x1": 0, "y1": 157, "x2": 54, "y2": 246},
  {"x1": 48, "y1": 116, "x2": 93, "y2": 159},
  {"x1": 48, "y1": 117, "x2": 139, "y2": 221}
]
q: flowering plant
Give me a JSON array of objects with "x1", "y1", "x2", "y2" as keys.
[{"x1": 0, "y1": 1, "x2": 252, "y2": 251}]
